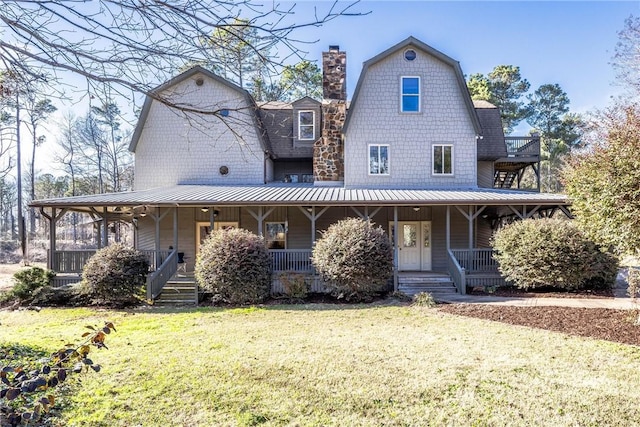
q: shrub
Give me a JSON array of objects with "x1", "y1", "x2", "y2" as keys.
[
  {"x1": 81, "y1": 244, "x2": 148, "y2": 306},
  {"x1": 195, "y1": 228, "x2": 271, "y2": 305},
  {"x1": 1, "y1": 267, "x2": 56, "y2": 304},
  {"x1": 278, "y1": 272, "x2": 310, "y2": 301},
  {"x1": 412, "y1": 292, "x2": 436, "y2": 308},
  {"x1": 311, "y1": 217, "x2": 393, "y2": 301},
  {"x1": 492, "y1": 218, "x2": 619, "y2": 291}
]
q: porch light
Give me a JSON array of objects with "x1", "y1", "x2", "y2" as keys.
[
  {"x1": 201, "y1": 207, "x2": 209, "y2": 213},
  {"x1": 413, "y1": 207, "x2": 421, "y2": 212}
]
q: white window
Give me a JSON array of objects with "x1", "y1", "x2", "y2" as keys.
[
  {"x1": 369, "y1": 144, "x2": 390, "y2": 175},
  {"x1": 298, "y1": 111, "x2": 315, "y2": 140},
  {"x1": 266, "y1": 222, "x2": 286, "y2": 249},
  {"x1": 401, "y1": 76, "x2": 420, "y2": 113},
  {"x1": 433, "y1": 144, "x2": 454, "y2": 175}
]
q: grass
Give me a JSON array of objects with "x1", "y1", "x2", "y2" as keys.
[{"x1": 2, "y1": 304, "x2": 640, "y2": 426}]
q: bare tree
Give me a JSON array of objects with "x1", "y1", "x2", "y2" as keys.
[
  {"x1": 0, "y1": 1, "x2": 365, "y2": 115},
  {"x1": 22, "y1": 91, "x2": 57, "y2": 234},
  {"x1": 613, "y1": 15, "x2": 640, "y2": 97},
  {"x1": 91, "y1": 102, "x2": 132, "y2": 192}
]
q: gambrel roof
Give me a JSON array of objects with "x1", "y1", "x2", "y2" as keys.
[
  {"x1": 343, "y1": 36, "x2": 482, "y2": 135},
  {"x1": 128, "y1": 65, "x2": 272, "y2": 156}
]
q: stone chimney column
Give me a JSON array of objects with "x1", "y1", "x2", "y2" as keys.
[
  {"x1": 322, "y1": 46, "x2": 346, "y2": 101},
  {"x1": 314, "y1": 46, "x2": 347, "y2": 185}
]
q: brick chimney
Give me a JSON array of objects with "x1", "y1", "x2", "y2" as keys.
[{"x1": 314, "y1": 46, "x2": 347, "y2": 185}]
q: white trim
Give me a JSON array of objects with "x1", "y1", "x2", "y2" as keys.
[
  {"x1": 368, "y1": 144, "x2": 390, "y2": 176},
  {"x1": 297, "y1": 110, "x2": 315, "y2": 140},
  {"x1": 400, "y1": 76, "x2": 421, "y2": 113},
  {"x1": 432, "y1": 144, "x2": 454, "y2": 176}
]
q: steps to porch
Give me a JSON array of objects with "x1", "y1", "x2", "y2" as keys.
[
  {"x1": 153, "y1": 275, "x2": 198, "y2": 306},
  {"x1": 397, "y1": 272, "x2": 458, "y2": 299}
]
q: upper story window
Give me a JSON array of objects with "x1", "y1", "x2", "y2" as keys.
[
  {"x1": 298, "y1": 111, "x2": 315, "y2": 140},
  {"x1": 369, "y1": 144, "x2": 390, "y2": 175},
  {"x1": 433, "y1": 144, "x2": 454, "y2": 175},
  {"x1": 401, "y1": 76, "x2": 420, "y2": 113}
]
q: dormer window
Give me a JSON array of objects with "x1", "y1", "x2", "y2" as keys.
[
  {"x1": 298, "y1": 111, "x2": 315, "y2": 140},
  {"x1": 401, "y1": 76, "x2": 420, "y2": 113}
]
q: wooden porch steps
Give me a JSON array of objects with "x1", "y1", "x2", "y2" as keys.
[
  {"x1": 154, "y1": 276, "x2": 198, "y2": 306},
  {"x1": 398, "y1": 273, "x2": 458, "y2": 298}
]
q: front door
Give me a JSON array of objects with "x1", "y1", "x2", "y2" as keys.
[
  {"x1": 392, "y1": 221, "x2": 432, "y2": 271},
  {"x1": 399, "y1": 222, "x2": 421, "y2": 270}
]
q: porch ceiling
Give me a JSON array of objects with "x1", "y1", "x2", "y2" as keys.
[{"x1": 31, "y1": 184, "x2": 568, "y2": 213}]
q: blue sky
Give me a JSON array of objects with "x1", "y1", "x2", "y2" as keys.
[
  {"x1": 33, "y1": 1, "x2": 639, "y2": 171},
  {"x1": 289, "y1": 1, "x2": 639, "y2": 116}
]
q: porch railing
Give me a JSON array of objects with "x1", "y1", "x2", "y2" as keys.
[
  {"x1": 451, "y1": 249, "x2": 500, "y2": 273},
  {"x1": 270, "y1": 249, "x2": 313, "y2": 272},
  {"x1": 147, "y1": 250, "x2": 177, "y2": 300},
  {"x1": 447, "y1": 249, "x2": 466, "y2": 295},
  {"x1": 50, "y1": 250, "x2": 97, "y2": 274},
  {"x1": 50, "y1": 249, "x2": 172, "y2": 273}
]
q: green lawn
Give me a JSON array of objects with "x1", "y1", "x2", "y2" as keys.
[{"x1": 2, "y1": 303, "x2": 640, "y2": 426}]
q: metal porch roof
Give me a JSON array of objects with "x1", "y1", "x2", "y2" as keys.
[{"x1": 31, "y1": 184, "x2": 568, "y2": 210}]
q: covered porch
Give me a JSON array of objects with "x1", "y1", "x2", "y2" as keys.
[{"x1": 32, "y1": 184, "x2": 570, "y2": 302}]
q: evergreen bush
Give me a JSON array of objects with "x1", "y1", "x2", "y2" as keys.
[
  {"x1": 311, "y1": 218, "x2": 393, "y2": 301},
  {"x1": 492, "y1": 218, "x2": 618, "y2": 291},
  {"x1": 6, "y1": 267, "x2": 56, "y2": 303},
  {"x1": 195, "y1": 228, "x2": 271, "y2": 304},
  {"x1": 81, "y1": 244, "x2": 148, "y2": 306}
]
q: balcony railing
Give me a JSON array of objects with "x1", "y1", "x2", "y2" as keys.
[{"x1": 505, "y1": 136, "x2": 540, "y2": 157}]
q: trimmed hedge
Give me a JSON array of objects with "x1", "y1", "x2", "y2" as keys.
[
  {"x1": 492, "y1": 218, "x2": 618, "y2": 291},
  {"x1": 82, "y1": 244, "x2": 148, "y2": 306},
  {"x1": 195, "y1": 228, "x2": 271, "y2": 304},
  {"x1": 312, "y1": 217, "x2": 393, "y2": 301}
]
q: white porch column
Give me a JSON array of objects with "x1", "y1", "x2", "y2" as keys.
[
  {"x1": 297, "y1": 206, "x2": 330, "y2": 246},
  {"x1": 446, "y1": 206, "x2": 451, "y2": 251},
  {"x1": 393, "y1": 206, "x2": 398, "y2": 292},
  {"x1": 173, "y1": 207, "x2": 178, "y2": 250},
  {"x1": 246, "y1": 207, "x2": 275, "y2": 237},
  {"x1": 102, "y1": 207, "x2": 108, "y2": 247}
]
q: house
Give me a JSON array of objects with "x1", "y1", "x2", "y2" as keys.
[{"x1": 32, "y1": 37, "x2": 569, "y2": 303}]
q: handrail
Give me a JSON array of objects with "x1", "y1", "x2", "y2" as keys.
[
  {"x1": 147, "y1": 250, "x2": 178, "y2": 300},
  {"x1": 447, "y1": 249, "x2": 466, "y2": 295},
  {"x1": 140, "y1": 250, "x2": 172, "y2": 271}
]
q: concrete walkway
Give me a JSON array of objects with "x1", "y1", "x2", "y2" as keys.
[{"x1": 436, "y1": 271, "x2": 639, "y2": 310}]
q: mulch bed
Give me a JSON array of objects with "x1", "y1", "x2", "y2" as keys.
[
  {"x1": 468, "y1": 286, "x2": 614, "y2": 299},
  {"x1": 439, "y1": 304, "x2": 640, "y2": 346}
]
